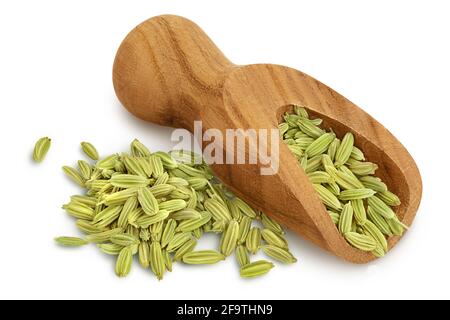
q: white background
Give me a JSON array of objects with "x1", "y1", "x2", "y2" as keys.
[{"x1": 0, "y1": 0, "x2": 448, "y2": 300}]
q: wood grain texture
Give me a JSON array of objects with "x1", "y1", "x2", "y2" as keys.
[{"x1": 113, "y1": 15, "x2": 422, "y2": 263}]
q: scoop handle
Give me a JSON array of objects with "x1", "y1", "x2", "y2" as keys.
[{"x1": 113, "y1": 15, "x2": 235, "y2": 130}]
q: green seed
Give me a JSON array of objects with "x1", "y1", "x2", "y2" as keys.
[
  {"x1": 150, "y1": 242, "x2": 165, "y2": 280},
  {"x1": 325, "y1": 182, "x2": 341, "y2": 196},
  {"x1": 236, "y1": 245, "x2": 250, "y2": 267},
  {"x1": 240, "y1": 260, "x2": 274, "y2": 278},
  {"x1": 182, "y1": 250, "x2": 225, "y2": 264},
  {"x1": 110, "y1": 234, "x2": 139, "y2": 247},
  {"x1": 170, "y1": 208, "x2": 202, "y2": 221},
  {"x1": 63, "y1": 202, "x2": 94, "y2": 220},
  {"x1": 136, "y1": 157, "x2": 153, "y2": 177},
  {"x1": 62, "y1": 166, "x2": 85, "y2": 187},
  {"x1": 186, "y1": 177, "x2": 209, "y2": 190},
  {"x1": 138, "y1": 241, "x2": 150, "y2": 268},
  {"x1": 149, "y1": 184, "x2": 176, "y2": 198},
  {"x1": 135, "y1": 210, "x2": 169, "y2": 228},
  {"x1": 70, "y1": 195, "x2": 97, "y2": 208},
  {"x1": 150, "y1": 155, "x2": 164, "y2": 178},
  {"x1": 81, "y1": 142, "x2": 99, "y2": 160},
  {"x1": 367, "y1": 206, "x2": 393, "y2": 236},
  {"x1": 327, "y1": 139, "x2": 340, "y2": 162},
  {"x1": 159, "y1": 199, "x2": 187, "y2": 213},
  {"x1": 115, "y1": 246, "x2": 133, "y2": 277},
  {"x1": 307, "y1": 171, "x2": 332, "y2": 184},
  {"x1": 262, "y1": 245, "x2": 297, "y2": 264},
  {"x1": 338, "y1": 202, "x2": 353, "y2": 234},
  {"x1": 237, "y1": 216, "x2": 252, "y2": 244},
  {"x1": 154, "y1": 151, "x2": 179, "y2": 169},
  {"x1": 117, "y1": 196, "x2": 138, "y2": 228},
  {"x1": 161, "y1": 219, "x2": 177, "y2": 248},
  {"x1": 351, "y1": 199, "x2": 367, "y2": 225},
  {"x1": 338, "y1": 188, "x2": 376, "y2": 201},
  {"x1": 334, "y1": 170, "x2": 364, "y2": 190},
  {"x1": 305, "y1": 155, "x2": 323, "y2": 173},
  {"x1": 246, "y1": 227, "x2": 261, "y2": 254},
  {"x1": 101, "y1": 188, "x2": 138, "y2": 206},
  {"x1": 348, "y1": 161, "x2": 378, "y2": 176},
  {"x1": 162, "y1": 249, "x2": 173, "y2": 272},
  {"x1": 362, "y1": 220, "x2": 388, "y2": 252},
  {"x1": 386, "y1": 216, "x2": 406, "y2": 236},
  {"x1": 110, "y1": 174, "x2": 150, "y2": 189},
  {"x1": 334, "y1": 132, "x2": 354, "y2": 167},
  {"x1": 123, "y1": 156, "x2": 147, "y2": 177},
  {"x1": 261, "y1": 229, "x2": 288, "y2": 249},
  {"x1": 130, "y1": 139, "x2": 151, "y2": 157},
  {"x1": 33, "y1": 137, "x2": 51, "y2": 162},
  {"x1": 297, "y1": 118, "x2": 324, "y2": 138},
  {"x1": 166, "y1": 232, "x2": 192, "y2": 252},
  {"x1": 359, "y1": 176, "x2": 387, "y2": 192},
  {"x1": 93, "y1": 205, "x2": 122, "y2": 228},
  {"x1": 138, "y1": 187, "x2": 159, "y2": 215},
  {"x1": 174, "y1": 239, "x2": 197, "y2": 261},
  {"x1": 154, "y1": 172, "x2": 170, "y2": 185},
  {"x1": 98, "y1": 243, "x2": 124, "y2": 255},
  {"x1": 260, "y1": 213, "x2": 284, "y2": 235},
  {"x1": 85, "y1": 228, "x2": 123, "y2": 243},
  {"x1": 376, "y1": 191, "x2": 401, "y2": 206},
  {"x1": 220, "y1": 220, "x2": 239, "y2": 256},
  {"x1": 372, "y1": 245, "x2": 385, "y2": 257},
  {"x1": 54, "y1": 236, "x2": 88, "y2": 247},
  {"x1": 294, "y1": 136, "x2": 314, "y2": 149},
  {"x1": 367, "y1": 196, "x2": 395, "y2": 219},
  {"x1": 350, "y1": 146, "x2": 365, "y2": 161},
  {"x1": 76, "y1": 220, "x2": 104, "y2": 234},
  {"x1": 204, "y1": 199, "x2": 232, "y2": 222},
  {"x1": 313, "y1": 184, "x2": 342, "y2": 211},
  {"x1": 294, "y1": 105, "x2": 309, "y2": 117},
  {"x1": 279, "y1": 122, "x2": 289, "y2": 136},
  {"x1": 233, "y1": 198, "x2": 257, "y2": 219},
  {"x1": 176, "y1": 212, "x2": 212, "y2": 232},
  {"x1": 96, "y1": 154, "x2": 117, "y2": 170},
  {"x1": 77, "y1": 160, "x2": 92, "y2": 180},
  {"x1": 344, "y1": 232, "x2": 377, "y2": 251},
  {"x1": 305, "y1": 132, "x2": 335, "y2": 157}
]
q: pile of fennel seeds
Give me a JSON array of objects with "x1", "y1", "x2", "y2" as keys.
[
  {"x1": 55, "y1": 139, "x2": 296, "y2": 279},
  {"x1": 279, "y1": 105, "x2": 406, "y2": 257}
]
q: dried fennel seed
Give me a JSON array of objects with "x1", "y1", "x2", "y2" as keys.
[
  {"x1": 280, "y1": 105, "x2": 404, "y2": 257},
  {"x1": 81, "y1": 141, "x2": 99, "y2": 160},
  {"x1": 54, "y1": 236, "x2": 88, "y2": 247},
  {"x1": 56, "y1": 140, "x2": 296, "y2": 280},
  {"x1": 33, "y1": 137, "x2": 51, "y2": 163}
]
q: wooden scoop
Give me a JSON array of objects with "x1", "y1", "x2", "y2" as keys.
[{"x1": 112, "y1": 15, "x2": 422, "y2": 263}]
